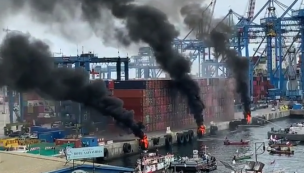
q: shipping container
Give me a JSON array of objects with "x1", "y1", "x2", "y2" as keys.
[
  {"x1": 55, "y1": 139, "x2": 82, "y2": 148},
  {"x1": 22, "y1": 78, "x2": 235, "y2": 135},
  {"x1": 81, "y1": 137, "x2": 99, "y2": 147},
  {"x1": 113, "y1": 89, "x2": 146, "y2": 98},
  {"x1": 38, "y1": 133, "x2": 54, "y2": 143},
  {"x1": 114, "y1": 80, "x2": 147, "y2": 89}
]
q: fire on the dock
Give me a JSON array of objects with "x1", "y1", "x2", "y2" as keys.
[
  {"x1": 246, "y1": 112, "x2": 251, "y2": 124},
  {"x1": 197, "y1": 125, "x2": 206, "y2": 136},
  {"x1": 140, "y1": 134, "x2": 149, "y2": 150}
]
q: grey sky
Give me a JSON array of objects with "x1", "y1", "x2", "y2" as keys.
[{"x1": 0, "y1": 0, "x2": 299, "y2": 77}]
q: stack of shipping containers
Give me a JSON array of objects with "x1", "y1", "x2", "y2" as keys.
[
  {"x1": 21, "y1": 78, "x2": 235, "y2": 134},
  {"x1": 22, "y1": 93, "x2": 57, "y2": 124},
  {"x1": 252, "y1": 76, "x2": 273, "y2": 102},
  {"x1": 110, "y1": 78, "x2": 235, "y2": 133}
]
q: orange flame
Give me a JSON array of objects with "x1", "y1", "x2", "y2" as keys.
[
  {"x1": 198, "y1": 125, "x2": 206, "y2": 134},
  {"x1": 140, "y1": 134, "x2": 149, "y2": 149},
  {"x1": 246, "y1": 113, "x2": 251, "y2": 124}
]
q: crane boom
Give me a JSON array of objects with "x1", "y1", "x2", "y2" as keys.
[{"x1": 247, "y1": 0, "x2": 256, "y2": 20}]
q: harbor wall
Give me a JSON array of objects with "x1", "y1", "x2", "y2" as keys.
[{"x1": 102, "y1": 109, "x2": 290, "y2": 160}]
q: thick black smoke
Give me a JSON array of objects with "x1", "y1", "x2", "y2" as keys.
[
  {"x1": 210, "y1": 30, "x2": 251, "y2": 116},
  {"x1": 97, "y1": 0, "x2": 204, "y2": 126},
  {"x1": 179, "y1": 2, "x2": 234, "y2": 41},
  {"x1": 0, "y1": 0, "x2": 205, "y2": 126},
  {"x1": 0, "y1": 32, "x2": 145, "y2": 139}
]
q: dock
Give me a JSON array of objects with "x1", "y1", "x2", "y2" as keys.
[
  {"x1": 0, "y1": 151, "x2": 134, "y2": 173},
  {"x1": 102, "y1": 108, "x2": 290, "y2": 160}
]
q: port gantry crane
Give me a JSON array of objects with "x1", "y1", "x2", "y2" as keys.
[
  {"x1": 99, "y1": 0, "x2": 220, "y2": 79},
  {"x1": 98, "y1": 46, "x2": 160, "y2": 79},
  {"x1": 172, "y1": 0, "x2": 225, "y2": 78},
  {"x1": 246, "y1": 0, "x2": 300, "y2": 100},
  {"x1": 224, "y1": 0, "x2": 298, "y2": 99},
  {"x1": 218, "y1": 0, "x2": 258, "y2": 96}
]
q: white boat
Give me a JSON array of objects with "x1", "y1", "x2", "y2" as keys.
[{"x1": 135, "y1": 151, "x2": 174, "y2": 173}]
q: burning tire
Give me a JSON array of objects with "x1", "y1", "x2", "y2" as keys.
[
  {"x1": 197, "y1": 125, "x2": 206, "y2": 138},
  {"x1": 139, "y1": 135, "x2": 149, "y2": 150}
]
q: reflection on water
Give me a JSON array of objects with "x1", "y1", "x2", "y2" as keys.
[{"x1": 107, "y1": 119, "x2": 302, "y2": 172}]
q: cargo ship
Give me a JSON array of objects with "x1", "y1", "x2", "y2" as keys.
[{"x1": 18, "y1": 78, "x2": 235, "y2": 135}]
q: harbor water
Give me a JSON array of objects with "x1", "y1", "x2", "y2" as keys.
[{"x1": 107, "y1": 118, "x2": 303, "y2": 172}]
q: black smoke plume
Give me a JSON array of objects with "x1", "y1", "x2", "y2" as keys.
[
  {"x1": 0, "y1": 32, "x2": 145, "y2": 139},
  {"x1": 0, "y1": 0, "x2": 205, "y2": 126},
  {"x1": 96, "y1": 0, "x2": 204, "y2": 126},
  {"x1": 210, "y1": 30, "x2": 251, "y2": 117}
]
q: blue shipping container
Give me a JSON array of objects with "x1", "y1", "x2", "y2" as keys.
[
  {"x1": 30, "y1": 126, "x2": 42, "y2": 132},
  {"x1": 293, "y1": 104, "x2": 302, "y2": 110},
  {"x1": 38, "y1": 133, "x2": 54, "y2": 143},
  {"x1": 50, "y1": 130, "x2": 66, "y2": 139},
  {"x1": 81, "y1": 137, "x2": 99, "y2": 147},
  {"x1": 286, "y1": 90, "x2": 301, "y2": 96},
  {"x1": 113, "y1": 80, "x2": 147, "y2": 89}
]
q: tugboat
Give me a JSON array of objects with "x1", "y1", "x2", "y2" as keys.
[
  {"x1": 135, "y1": 150, "x2": 174, "y2": 173},
  {"x1": 169, "y1": 149, "x2": 217, "y2": 172}
]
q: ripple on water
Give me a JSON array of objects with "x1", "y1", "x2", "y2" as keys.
[{"x1": 107, "y1": 119, "x2": 302, "y2": 172}]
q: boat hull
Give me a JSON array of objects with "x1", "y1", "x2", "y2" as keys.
[
  {"x1": 269, "y1": 144, "x2": 292, "y2": 148},
  {"x1": 268, "y1": 150, "x2": 294, "y2": 155},
  {"x1": 267, "y1": 131, "x2": 304, "y2": 141}
]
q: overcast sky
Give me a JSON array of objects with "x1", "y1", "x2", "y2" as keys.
[{"x1": 0, "y1": 0, "x2": 299, "y2": 78}]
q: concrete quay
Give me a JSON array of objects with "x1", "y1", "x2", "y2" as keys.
[
  {"x1": 290, "y1": 109, "x2": 304, "y2": 118},
  {"x1": 103, "y1": 108, "x2": 290, "y2": 160}
]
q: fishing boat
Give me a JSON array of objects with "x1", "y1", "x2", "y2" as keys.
[
  {"x1": 267, "y1": 147, "x2": 294, "y2": 155},
  {"x1": 269, "y1": 135, "x2": 300, "y2": 147},
  {"x1": 224, "y1": 138, "x2": 249, "y2": 146},
  {"x1": 135, "y1": 150, "x2": 174, "y2": 173},
  {"x1": 232, "y1": 152, "x2": 253, "y2": 161},
  {"x1": 169, "y1": 150, "x2": 217, "y2": 172}
]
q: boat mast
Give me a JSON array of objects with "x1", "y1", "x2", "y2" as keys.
[{"x1": 254, "y1": 142, "x2": 266, "y2": 162}]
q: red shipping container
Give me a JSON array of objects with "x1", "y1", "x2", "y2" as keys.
[
  {"x1": 55, "y1": 139, "x2": 82, "y2": 148},
  {"x1": 113, "y1": 89, "x2": 145, "y2": 98},
  {"x1": 122, "y1": 98, "x2": 144, "y2": 106}
]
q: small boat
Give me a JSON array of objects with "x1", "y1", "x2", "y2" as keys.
[
  {"x1": 269, "y1": 135, "x2": 300, "y2": 146},
  {"x1": 269, "y1": 150, "x2": 294, "y2": 155},
  {"x1": 267, "y1": 147, "x2": 294, "y2": 155},
  {"x1": 233, "y1": 152, "x2": 253, "y2": 161},
  {"x1": 169, "y1": 150, "x2": 217, "y2": 172},
  {"x1": 135, "y1": 150, "x2": 174, "y2": 173},
  {"x1": 224, "y1": 140, "x2": 249, "y2": 145}
]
